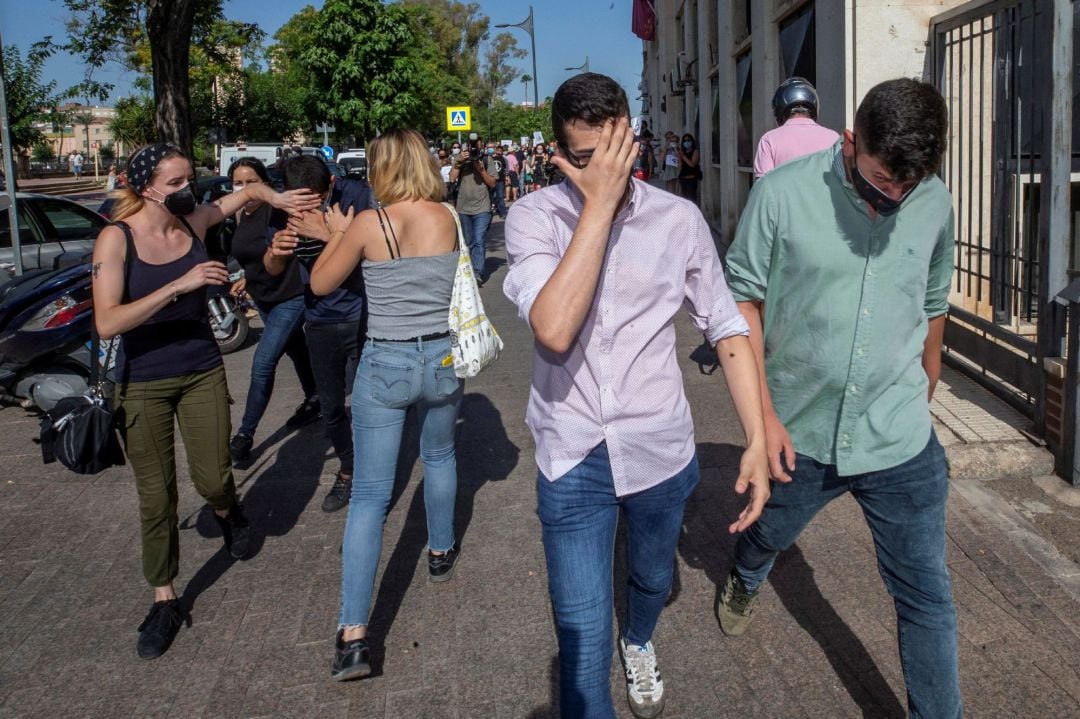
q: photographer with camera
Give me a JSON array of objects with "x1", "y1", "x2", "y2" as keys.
[{"x1": 449, "y1": 137, "x2": 497, "y2": 284}]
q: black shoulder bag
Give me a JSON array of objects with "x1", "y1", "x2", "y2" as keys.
[{"x1": 39, "y1": 222, "x2": 135, "y2": 474}]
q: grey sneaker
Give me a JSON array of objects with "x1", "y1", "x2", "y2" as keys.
[
  {"x1": 716, "y1": 570, "x2": 759, "y2": 637},
  {"x1": 619, "y1": 637, "x2": 665, "y2": 719}
]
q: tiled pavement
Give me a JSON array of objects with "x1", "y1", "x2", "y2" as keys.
[{"x1": 1, "y1": 219, "x2": 1079, "y2": 718}]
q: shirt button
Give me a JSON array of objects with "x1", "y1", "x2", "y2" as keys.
[
  {"x1": 863, "y1": 309, "x2": 870, "y2": 316},
  {"x1": 857, "y1": 348, "x2": 864, "y2": 356},
  {"x1": 849, "y1": 385, "x2": 857, "y2": 394}
]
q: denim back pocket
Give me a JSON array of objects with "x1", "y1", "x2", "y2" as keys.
[{"x1": 365, "y1": 348, "x2": 419, "y2": 407}]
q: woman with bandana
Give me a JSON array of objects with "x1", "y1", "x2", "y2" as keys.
[{"x1": 90, "y1": 143, "x2": 319, "y2": 661}]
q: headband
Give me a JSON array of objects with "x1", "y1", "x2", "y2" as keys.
[{"x1": 127, "y1": 143, "x2": 183, "y2": 193}]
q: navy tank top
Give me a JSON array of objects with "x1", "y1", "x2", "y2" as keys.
[{"x1": 116, "y1": 221, "x2": 222, "y2": 382}]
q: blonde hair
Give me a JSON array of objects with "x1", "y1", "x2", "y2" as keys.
[
  {"x1": 111, "y1": 144, "x2": 189, "y2": 221},
  {"x1": 368, "y1": 129, "x2": 446, "y2": 205}
]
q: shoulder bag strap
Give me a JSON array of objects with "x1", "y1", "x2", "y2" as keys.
[{"x1": 441, "y1": 202, "x2": 464, "y2": 253}]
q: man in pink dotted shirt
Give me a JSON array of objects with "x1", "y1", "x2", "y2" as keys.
[
  {"x1": 753, "y1": 77, "x2": 839, "y2": 179},
  {"x1": 504, "y1": 73, "x2": 770, "y2": 719}
]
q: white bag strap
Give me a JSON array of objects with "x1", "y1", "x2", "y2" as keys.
[{"x1": 442, "y1": 202, "x2": 467, "y2": 257}]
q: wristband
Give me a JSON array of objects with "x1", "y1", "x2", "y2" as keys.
[{"x1": 169, "y1": 282, "x2": 180, "y2": 303}]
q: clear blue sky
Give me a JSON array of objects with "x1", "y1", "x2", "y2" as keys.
[{"x1": 1, "y1": 0, "x2": 644, "y2": 107}]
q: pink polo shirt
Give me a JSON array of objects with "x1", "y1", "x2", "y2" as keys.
[{"x1": 753, "y1": 118, "x2": 839, "y2": 178}]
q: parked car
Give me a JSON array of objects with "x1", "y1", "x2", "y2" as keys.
[
  {"x1": 0, "y1": 194, "x2": 106, "y2": 279},
  {"x1": 337, "y1": 156, "x2": 368, "y2": 182}
]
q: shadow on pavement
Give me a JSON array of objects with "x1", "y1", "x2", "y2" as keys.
[
  {"x1": 365, "y1": 391, "x2": 519, "y2": 673},
  {"x1": 679, "y1": 442, "x2": 906, "y2": 719},
  {"x1": 525, "y1": 655, "x2": 559, "y2": 719},
  {"x1": 179, "y1": 422, "x2": 329, "y2": 611}
]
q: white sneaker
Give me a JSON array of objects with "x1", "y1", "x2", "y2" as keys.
[{"x1": 619, "y1": 637, "x2": 666, "y2": 718}]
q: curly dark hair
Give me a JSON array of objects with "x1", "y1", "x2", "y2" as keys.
[
  {"x1": 854, "y1": 78, "x2": 948, "y2": 184},
  {"x1": 551, "y1": 72, "x2": 630, "y2": 148}
]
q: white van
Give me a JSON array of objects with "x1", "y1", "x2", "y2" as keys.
[{"x1": 218, "y1": 144, "x2": 280, "y2": 173}]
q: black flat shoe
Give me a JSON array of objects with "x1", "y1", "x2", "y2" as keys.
[
  {"x1": 331, "y1": 629, "x2": 372, "y2": 681},
  {"x1": 214, "y1": 503, "x2": 252, "y2": 559},
  {"x1": 428, "y1": 542, "x2": 460, "y2": 583},
  {"x1": 136, "y1": 599, "x2": 190, "y2": 660}
]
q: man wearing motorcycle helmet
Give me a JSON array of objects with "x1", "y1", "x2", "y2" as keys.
[{"x1": 753, "y1": 77, "x2": 839, "y2": 178}]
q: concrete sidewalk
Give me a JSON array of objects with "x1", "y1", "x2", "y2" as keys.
[{"x1": 1, "y1": 217, "x2": 1079, "y2": 718}]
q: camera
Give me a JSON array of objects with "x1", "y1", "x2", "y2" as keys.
[{"x1": 468, "y1": 147, "x2": 483, "y2": 163}]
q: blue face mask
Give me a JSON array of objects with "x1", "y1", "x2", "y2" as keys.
[{"x1": 486, "y1": 148, "x2": 495, "y2": 155}]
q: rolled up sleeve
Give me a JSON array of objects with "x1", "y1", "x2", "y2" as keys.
[
  {"x1": 725, "y1": 181, "x2": 778, "y2": 303},
  {"x1": 503, "y1": 200, "x2": 561, "y2": 326},
  {"x1": 925, "y1": 208, "x2": 955, "y2": 318},
  {"x1": 684, "y1": 213, "x2": 750, "y2": 343}
]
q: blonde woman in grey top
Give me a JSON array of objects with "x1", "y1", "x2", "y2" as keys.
[{"x1": 310, "y1": 128, "x2": 463, "y2": 682}]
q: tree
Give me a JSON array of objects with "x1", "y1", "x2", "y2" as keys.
[
  {"x1": 299, "y1": 0, "x2": 432, "y2": 141},
  {"x1": 520, "y1": 73, "x2": 532, "y2": 106},
  {"x1": 48, "y1": 0, "x2": 244, "y2": 155},
  {"x1": 32, "y1": 144, "x2": 54, "y2": 163},
  {"x1": 0, "y1": 46, "x2": 58, "y2": 175},
  {"x1": 73, "y1": 111, "x2": 94, "y2": 157},
  {"x1": 109, "y1": 95, "x2": 156, "y2": 154},
  {"x1": 480, "y1": 33, "x2": 526, "y2": 102}
]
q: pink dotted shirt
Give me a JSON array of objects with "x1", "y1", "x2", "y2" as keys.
[
  {"x1": 503, "y1": 178, "x2": 749, "y2": 495},
  {"x1": 753, "y1": 117, "x2": 840, "y2": 178}
]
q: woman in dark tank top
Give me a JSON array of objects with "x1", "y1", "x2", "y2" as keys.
[
  {"x1": 90, "y1": 143, "x2": 319, "y2": 661},
  {"x1": 224, "y1": 157, "x2": 320, "y2": 465},
  {"x1": 309, "y1": 128, "x2": 463, "y2": 681}
]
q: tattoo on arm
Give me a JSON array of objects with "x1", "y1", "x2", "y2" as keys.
[{"x1": 92, "y1": 262, "x2": 102, "y2": 279}]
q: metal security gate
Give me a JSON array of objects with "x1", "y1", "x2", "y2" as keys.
[{"x1": 931, "y1": 0, "x2": 1073, "y2": 435}]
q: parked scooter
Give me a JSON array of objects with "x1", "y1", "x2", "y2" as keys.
[
  {"x1": 0, "y1": 262, "x2": 252, "y2": 412},
  {"x1": 0, "y1": 263, "x2": 94, "y2": 411}
]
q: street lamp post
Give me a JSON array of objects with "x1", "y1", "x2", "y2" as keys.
[
  {"x1": 565, "y1": 56, "x2": 590, "y2": 74},
  {"x1": 496, "y1": 5, "x2": 539, "y2": 109}
]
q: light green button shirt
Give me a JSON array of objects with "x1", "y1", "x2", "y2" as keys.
[{"x1": 725, "y1": 142, "x2": 955, "y2": 476}]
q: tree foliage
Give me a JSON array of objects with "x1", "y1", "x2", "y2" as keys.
[
  {"x1": 40, "y1": 0, "x2": 546, "y2": 155},
  {"x1": 109, "y1": 95, "x2": 156, "y2": 151},
  {"x1": 297, "y1": 0, "x2": 431, "y2": 142},
  {"x1": 0, "y1": 46, "x2": 58, "y2": 154}
]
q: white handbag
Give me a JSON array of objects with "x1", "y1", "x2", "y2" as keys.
[{"x1": 443, "y1": 203, "x2": 504, "y2": 378}]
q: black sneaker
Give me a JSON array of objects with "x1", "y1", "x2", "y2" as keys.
[
  {"x1": 136, "y1": 599, "x2": 189, "y2": 660},
  {"x1": 428, "y1": 542, "x2": 460, "y2": 583},
  {"x1": 214, "y1": 503, "x2": 252, "y2": 559},
  {"x1": 229, "y1": 433, "x2": 253, "y2": 465},
  {"x1": 286, "y1": 395, "x2": 321, "y2": 430},
  {"x1": 321, "y1": 472, "x2": 351, "y2": 513},
  {"x1": 331, "y1": 629, "x2": 371, "y2": 681}
]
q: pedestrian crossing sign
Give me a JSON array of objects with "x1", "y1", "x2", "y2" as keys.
[{"x1": 446, "y1": 106, "x2": 471, "y2": 131}]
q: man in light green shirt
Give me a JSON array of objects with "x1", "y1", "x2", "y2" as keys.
[{"x1": 721, "y1": 79, "x2": 962, "y2": 718}]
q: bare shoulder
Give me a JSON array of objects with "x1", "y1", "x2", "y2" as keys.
[{"x1": 93, "y1": 223, "x2": 127, "y2": 256}]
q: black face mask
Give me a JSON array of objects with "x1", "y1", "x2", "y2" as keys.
[
  {"x1": 849, "y1": 155, "x2": 913, "y2": 216},
  {"x1": 153, "y1": 184, "x2": 197, "y2": 216}
]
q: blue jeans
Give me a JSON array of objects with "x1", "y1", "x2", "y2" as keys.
[
  {"x1": 305, "y1": 320, "x2": 360, "y2": 475},
  {"x1": 537, "y1": 442, "x2": 699, "y2": 719},
  {"x1": 491, "y1": 181, "x2": 507, "y2": 216},
  {"x1": 237, "y1": 296, "x2": 316, "y2": 438},
  {"x1": 338, "y1": 336, "x2": 463, "y2": 627},
  {"x1": 458, "y1": 211, "x2": 492, "y2": 277},
  {"x1": 734, "y1": 432, "x2": 961, "y2": 719}
]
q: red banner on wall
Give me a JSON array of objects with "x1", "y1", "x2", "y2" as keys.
[{"x1": 632, "y1": 0, "x2": 656, "y2": 42}]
